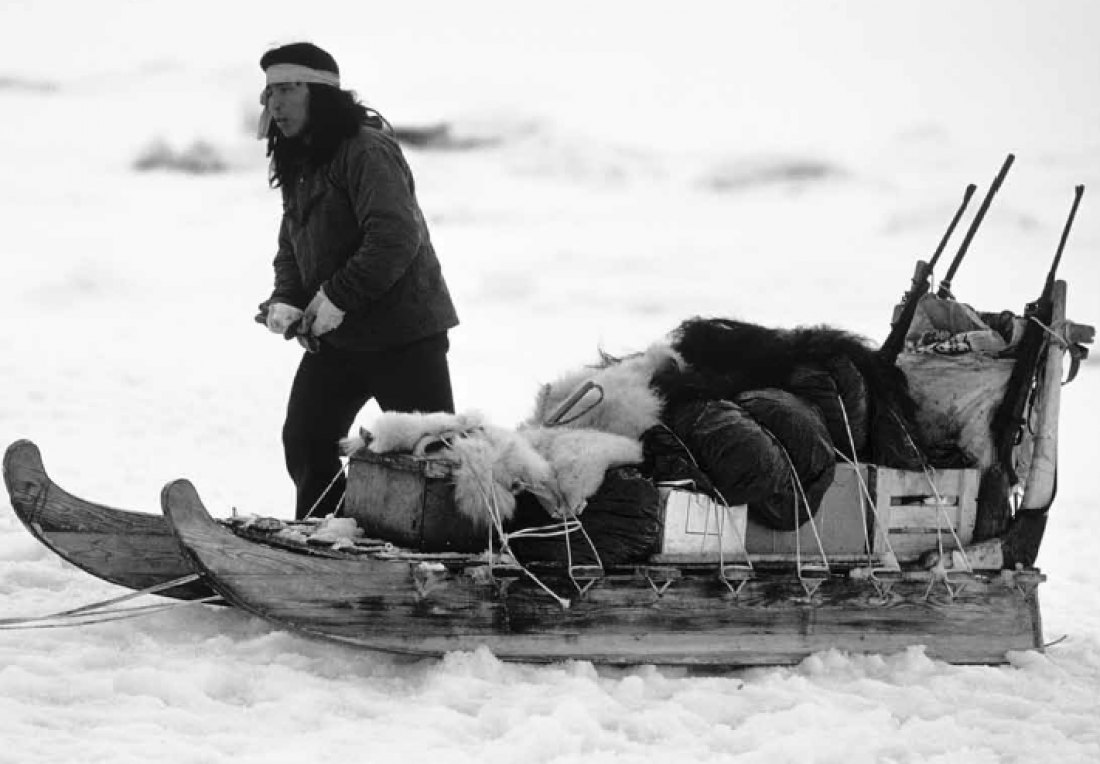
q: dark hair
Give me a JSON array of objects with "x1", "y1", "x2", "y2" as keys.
[
  {"x1": 260, "y1": 42, "x2": 339, "y2": 76},
  {"x1": 265, "y1": 85, "x2": 393, "y2": 189}
]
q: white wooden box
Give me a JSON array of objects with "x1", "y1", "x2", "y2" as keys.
[
  {"x1": 876, "y1": 467, "x2": 978, "y2": 562},
  {"x1": 652, "y1": 486, "x2": 748, "y2": 563}
]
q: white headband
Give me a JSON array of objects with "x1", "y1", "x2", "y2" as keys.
[
  {"x1": 256, "y1": 64, "x2": 341, "y2": 139},
  {"x1": 264, "y1": 63, "x2": 340, "y2": 89}
]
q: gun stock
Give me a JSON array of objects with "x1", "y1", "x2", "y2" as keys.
[
  {"x1": 975, "y1": 185, "x2": 1084, "y2": 547},
  {"x1": 879, "y1": 184, "x2": 976, "y2": 363}
]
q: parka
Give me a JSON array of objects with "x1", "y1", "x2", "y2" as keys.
[{"x1": 269, "y1": 126, "x2": 459, "y2": 351}]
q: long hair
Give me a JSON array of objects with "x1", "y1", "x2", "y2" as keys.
[{"x1": 265, "y1": 84, "x2": 393, "y2": 189}]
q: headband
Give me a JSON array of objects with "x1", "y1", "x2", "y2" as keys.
[{"x1": 256, "y1": 64, "x2": 341, "y2": 139}]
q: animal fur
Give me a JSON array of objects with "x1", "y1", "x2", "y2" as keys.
[
  {"x1": 449, "y1": 423, "x2": 554, "y2": 531},
  {"x1": 520, "y1": 426, "x2": 644, "y2": 517},
  {"x1": 341, "y1": 410, "x2": 486, "y2": 456},
  {"x1": 343, "y1": 409, "x2": 644, "y2": 534},
  {"x1": 527, "y1": 342, "x2": 682, "y2": 439},
  {"x1": 657, "y1": 317, "x2": 927, "y2": 467}
]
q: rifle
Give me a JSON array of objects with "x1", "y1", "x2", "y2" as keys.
[
  {"x1": 936, "y1": 153, "x2": 1015, "y2": 299},
  {"x1": 879, "y1": 184, "x2": 976, "y2": 364},
  {"x1": 977, "y1": 185, "x2": 1085, "y2": 548}
]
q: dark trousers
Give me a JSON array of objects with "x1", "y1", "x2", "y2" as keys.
[{"x1": 282, "y1": 332, "x2": 454, "y2": 519}]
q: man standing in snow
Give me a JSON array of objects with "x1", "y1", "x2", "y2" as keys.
[{"x1": 257, "y1": 42, "x2": 459, "y2": 519}]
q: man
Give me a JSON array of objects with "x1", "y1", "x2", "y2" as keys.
[{"x1": 257, "y1": 42, "x2": 459, "y2": 519}]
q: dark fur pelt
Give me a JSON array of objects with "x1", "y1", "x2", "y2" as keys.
[{"x1": 655, "y1": 317, "x2": 927, "y2": 467}]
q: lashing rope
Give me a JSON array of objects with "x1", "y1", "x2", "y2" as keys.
[
  {"x1": 302, "y1": 462, "x2": 349, "y2": 520},
  {"x1": 467, "y1": 468, "x2": 575, "y2": 609},
  {"x1": 891, "y1": 417, "x2": 973, "y2": 573},
  {"x1": 776, "y1": 442, "x2": 830, "y2": 585},
  {"x1": 656, "y1": 422, "x2": 754, "y2": 588},
  {"x1": 832, "y1": 393, "x2": 901, "y2": 572},
  {"x1": 0, "y1": 574, "x2": 223, "y2": 631}
]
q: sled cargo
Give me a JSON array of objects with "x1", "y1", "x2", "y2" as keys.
[{"x1": 3, "y1": 273, "x2": 1093, "y2": 666}]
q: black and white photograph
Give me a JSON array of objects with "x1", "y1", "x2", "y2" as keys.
[{"x1": 2, "y1": 1, "x2": 1097, "y2": 761}]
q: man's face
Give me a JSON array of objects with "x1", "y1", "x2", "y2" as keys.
[{"x1": 265, "y1": 82, "x2": 310, "y2": 138}]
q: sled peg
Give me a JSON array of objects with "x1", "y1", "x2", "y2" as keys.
[
  {"x1": 719, "y1": 565, "x2": 754, "y2": 597},
  {"x1": 569, "y1": 565, "x2": 604, "y2": 597}
]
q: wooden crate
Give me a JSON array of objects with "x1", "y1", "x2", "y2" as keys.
[
  {"x1": 344, "y1": 451, "x2": 485, "y2": 553},
  {"x1": 650, "y1": 486, "x2": 749, "y2": 563},
  {"x1": 744, "y1": 463, "x2": 882, "y2": 563},
  {"x1": 876, "y1": 467, "x2": 978, "y2": 562}
]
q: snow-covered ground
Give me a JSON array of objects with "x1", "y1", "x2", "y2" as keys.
[{"x1": 1, "y1": 1, "x2": 1098, "y2": 761}]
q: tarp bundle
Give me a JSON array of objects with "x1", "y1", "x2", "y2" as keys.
[{"x1": 646, "y1": 317, "x2": 928, "y2": 530}]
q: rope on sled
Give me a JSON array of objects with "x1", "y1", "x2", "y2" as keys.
[
  {"x1": 889, "y1": 413, "x2": 974, "y2": 574},
  {"x1": 302, "y1": 463, "x2": 348, "y2": 520},
  {"x1": 832, "y1": 393, "x2": 902, "y2": 572},
  {"x1": 655, "y1": 423, "x2": 755, "y2": 585},
  {"x1": 773, "y1": 442, "x2": 831, "y2": 586},
  {"x1": 468, "y1": 470, "x2": 577, "y2": 609},
  {"x1": 0, "y1": 574, "x2": 224, "y2": 631}
]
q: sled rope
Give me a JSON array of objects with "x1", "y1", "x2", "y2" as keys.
[
  {"x1": 657, "y1": 423, "x2": 754, "y2": 577},
  {"x1": 0, "y1": 574, "x2": 223, "y2": 630},
  {"x1": 833, "y1": 394, "x2": 902, "y2": 571},
  {"x1": 0, "y1": 573, "x2": 207, "y2": 626},
  {"x1": 303, "y1": 463, "x2": 348, "y2": 520},
  {"x1": 0, "y1": 596, "x2": 223, "y2": 631},
  {"x1": 468, "y1": 470, "x2": 573, "y2": 609},
  {"x1": 833, "y1": 448, "x2": 902, "y2": 570},
  {"x1": 755, "y1": 425, "x2": 829, "y2": 581},
  {"x1": 1028, "y1": 316, "x2": 1071, "y2": 351},
  {"x1": 891, "y1": 412, "x2": 973, "y2": 573}
]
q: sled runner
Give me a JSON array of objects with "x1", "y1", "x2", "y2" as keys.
[{"x1": 3, "y1": 440, "x2": 214, "y2": 601}]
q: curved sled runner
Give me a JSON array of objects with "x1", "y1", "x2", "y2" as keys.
[
  {"x1": 163, "y1": 477, "x2": 1043, "y2": 667},
  {"x1": 3, "y1": 440, "x2": 214, "y2": 601}
]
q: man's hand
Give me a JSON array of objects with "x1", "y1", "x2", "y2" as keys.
[
  {"x1": 304, "y1": 287, "x2": 346, "y2": 337},
  {"x1": 265, "y1": 303, "x2": 304, "y2": 334}
]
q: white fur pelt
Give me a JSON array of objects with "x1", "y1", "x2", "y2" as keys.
[
  {"x1": 527, "y1": 342, "x2": 682, "y2": 439},
  {"x1": 449, "y1": 424, "x2": 553, "y2": 532},
  {"x1": 520, "y1": 426, "x2": 644, "y2": 517},
  {"x1": 340, "y1": 410, "x2": 485, "y2": 456},
  {"x1": 340, "y1": 409, "x2": 644, "y2": 534}
]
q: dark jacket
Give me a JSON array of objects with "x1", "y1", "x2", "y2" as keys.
[{"x1": 270, "y1": 126, "x2": 459, "y2": 350}]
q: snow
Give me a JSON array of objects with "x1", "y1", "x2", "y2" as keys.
[{"x1": 2, "y1": 0, "x2": 1099, "y2": 761}]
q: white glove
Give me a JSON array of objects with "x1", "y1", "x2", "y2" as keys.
[
  {"x1": 266, "y1": 303, "x2": 303, "y2": 335},
  {"x1": 304, "y1": 287, "x2": 346, "y2": 337}
]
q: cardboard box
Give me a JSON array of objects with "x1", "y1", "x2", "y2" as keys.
[
  {"x1": 745, "y1": 463, "x2": 882, "y2": 563},
  {"x1": 742, "y1": 464, "x2": 979, "y2": 564},
  {"x1": 652, "y1": 486, "x2": 749, "y2": 563}
]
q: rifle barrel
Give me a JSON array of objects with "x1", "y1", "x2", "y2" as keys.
[
  {"x1": 928, "y1": 184, "x2": 978, "y2": 271},
  {"x1": 1047, "y1": 185, "x2": 1085, "y2": 286},
  {"x1": 937, "y1": 153, "x2": 1015, "y2": 298}
]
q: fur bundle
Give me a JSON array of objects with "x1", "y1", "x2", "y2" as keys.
[
  {"x1": 520, "y1": 426, "x2": 644, "y2": 517},
  {"x1": 341, "y1": 410, "x2": 485, "y2": 456},
  {"x1": 527, "y1": 342, "x2": 682, "y2": 439},
  {"x1": 657, "y1": 316, "x2": 927, "y2": 467},
  {"x1": 343, "y1": 410, "x2": 644, "y2": 534},
  {"x1": 449, "y1": 423, "x2": 553, "y2": 531}
]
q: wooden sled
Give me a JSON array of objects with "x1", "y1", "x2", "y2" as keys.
[
  {"x1": 3, "y1": 440, "x2": 214, "y2": 601},
  {"x1": 162, "y1": 476, "x2": 1044, "y2": 666}
]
